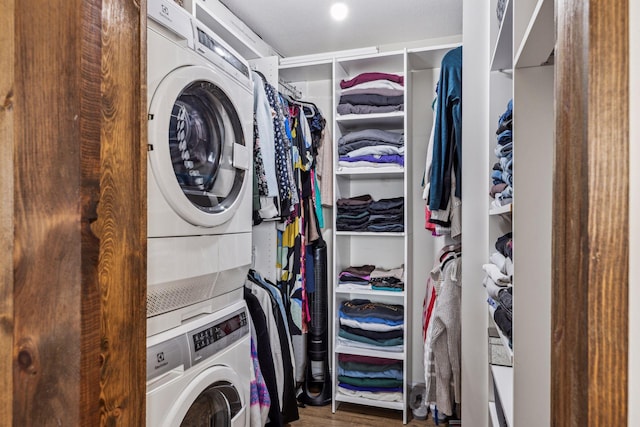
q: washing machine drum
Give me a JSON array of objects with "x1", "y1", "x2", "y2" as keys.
[
  {"x1": 180, "y1": 381, "x2": 242, "y2": 426},
  {"x1": 149, "y1": 65, "x2": 249, "y2": 227}
]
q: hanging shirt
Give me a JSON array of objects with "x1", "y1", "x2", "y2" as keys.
[
  {"x1": 429, "y1": 46, "x2": 462, "y2": 212},
  {"x1": 251, "y1": 71, "x2": 279, "y2": 197}
]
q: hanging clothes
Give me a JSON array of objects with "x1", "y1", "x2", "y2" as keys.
[
  {"x1": 423, "y1": 246, "x2": 462, "y2": 418},
  {"x1": 422, "y1": 46, "x2": 463, "y2": 239},
  {"x1": 249, "y1": 337, "x2": 271, "y2": 427},
  {"x1": 244, "y1": 288, "x2": 283, "y2": 427},
  {"x1": 429, "y1": 46, "x2": 462, "y2": 212},
  {"x1": 252, "y1": 71, "x2": 279, "y2": 198}
]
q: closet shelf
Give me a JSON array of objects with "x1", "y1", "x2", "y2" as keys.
[
  {"x1": 513, "y1": 0, "x2": 554, "y2": 68},
  {"x1": 490, "y1": 0, "x2": 513, "y2": 71},
  {"x1": 335, "y1": 287, "x2": 405, "y2": 298},
  {"x1": 336, "y1": 112, "x2": 405, "y2": 129},
  {"x1": 489, "y1": 203, "x2": 512, "y2": 215},
  {"x1": 335, "y1": 393, "x2": 405, "y2": 411},
  {"x1": 491, "y1": 365, "x2": 513, "y2": 427},
  {"x1": 335, "y1": 344, "x2": 405, "y2": 360},
  {"x1": 489, "y1": 402, "x2": 500, "y2": 427},
  {"x1": 489, "y1": 305, "x2": 514, "y2": 363},
  {"x1": 278, "y1": 60, "x2": 332, "y2": 82},
  {"x1": 335, "y1": 231, "x2": 405, "y2": 237},
  {"x1": 335, "y1": 168, "x2": 404, "y2": 178}
]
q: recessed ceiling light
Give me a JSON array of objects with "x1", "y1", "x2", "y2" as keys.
[{"x1": 330, "y1": 3, "x2": 348, "y2": 21}]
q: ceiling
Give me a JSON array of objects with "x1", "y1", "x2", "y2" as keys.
[{"x1": 217, "y1": 0, "x2": 463, "y2": 58}]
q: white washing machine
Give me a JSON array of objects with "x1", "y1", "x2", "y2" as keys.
[
  {"x1": 146, "y1": 300, "x2": 251, "y2": 427},
  {"x1": 146, "y1": 0, "x2": 254, "y2": 337}
]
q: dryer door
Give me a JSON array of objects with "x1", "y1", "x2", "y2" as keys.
[
  {"x1": 166, "y1": 366, "x2": 247, "y2": 427},
  {"x1": 148, "y1": 65, "x2": 250, "y2": 227}
]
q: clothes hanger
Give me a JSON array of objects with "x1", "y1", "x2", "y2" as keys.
[{"x1": 295, "y1": 100, "x2": 317, "y2": 118}]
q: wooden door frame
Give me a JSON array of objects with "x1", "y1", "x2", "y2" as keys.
[
  {"x1": 553, "y1": 0, "x2": 629, "y2": 425},
  {"x1": 0, "y1": 0, "x2": 146, "y2": 425}
]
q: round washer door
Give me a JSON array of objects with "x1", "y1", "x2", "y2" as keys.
[
  {"x1": 166, "y1": 366, "x2": 246, "y2": 427},
  {"x1": 149, "y1": 65, "x2": 249, "y2": 227}
]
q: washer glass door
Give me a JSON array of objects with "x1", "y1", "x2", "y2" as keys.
[{"x1": 180, "y1": 381, "x2": 242, "y2": 427}]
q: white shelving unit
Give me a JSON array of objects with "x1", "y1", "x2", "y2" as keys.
[
  {"x1": 327, "y1": 43, "x2": 461, "y2": 424},
  {"x1": 481, "y1": 0, "x2": 555, "y2": 426},
  {"x1": 487, "y1": 3, "x2": 514, "y2": 425},
  {"x1": 331, "y1": 50, "x2": 410, "y2": 423}
]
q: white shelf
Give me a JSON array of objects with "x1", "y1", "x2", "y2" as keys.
[
  {"x1": 335, "y1": 344, "x2": 404, "y2": 360},
  {"x1": 491, "y1": 365, "x2": 513, "y2": 427},
  {"x1": 335, "y1": 231, "x2": 405, "y2": 237},
  {"x1": 335, "y1": 167, "x2": 404, "y2": 177},
  {"x1": 489, "y1": 202, "x2": 512, "y2": 216},
  {"x1": 336, "y1": 112, "x2": 405, "y2": 129},
  {"x1": 514, "y1": 0, "x2": 554, "y2": 68},
  {"x1": 489, "y1": 402, "x2": 500, "y2": 427},
  {"x1": 336, "y1": 287, "x2": 404, "y2": 297},
  {"x1": 489, "y1": 305, "x2": 514, "y2": 363},
  {"x1": 278, "y1": 59, "x2": 332, "y2": 82},
  {"x1": 335, "y1": 392, "x2": 404, "y2": 411},
  {"x1": 490, "y1": 0, "x2": 513, "y2": 71},
  {"x1": 336, "y1": 50, "x2": 405, "y2": 75}
]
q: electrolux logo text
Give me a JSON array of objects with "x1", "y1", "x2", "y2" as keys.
[
  {"x1": 155, "y1": 351, "x2": 168, "y2": 370},
  {"x1": 160, "y1": 3, "x2": 172, "y2": 22}
]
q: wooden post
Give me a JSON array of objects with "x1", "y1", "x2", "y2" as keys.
[
  {"x1": 3, "y1": 0, "x2": 147, "y2": 425},
  {"x1": 553, "y1": 0, "x2": 629, "y2": 425}
]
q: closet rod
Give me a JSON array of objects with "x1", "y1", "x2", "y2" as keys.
[{"x1": 278, "y1": 78, "x2": 302, "y2": 100}]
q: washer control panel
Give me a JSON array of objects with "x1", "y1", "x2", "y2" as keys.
[{"x1": 188, "y1": 307, "x2": 249, "y2": 365}]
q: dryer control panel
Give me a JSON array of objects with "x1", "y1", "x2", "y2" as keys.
[{"x1": 188, "y1": 307, "x2": 249, "y2": 365}]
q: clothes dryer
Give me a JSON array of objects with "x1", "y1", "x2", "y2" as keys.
[
  {"x1": 146, "y1": 300, "x2": 251, "y2": 427},
  {"x1": 147, "y1": 0, "x2": 254, "y2": 336}
]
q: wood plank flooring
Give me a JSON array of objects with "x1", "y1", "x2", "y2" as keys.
[{"x1": 288, "y1": 403, "x2": 440, "y2": 427}]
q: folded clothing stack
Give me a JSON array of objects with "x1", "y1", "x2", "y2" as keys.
[
  {"x1": 336, "y1": 195, "x2": 404, "y2": 232},
  {"x1": 337, "y1": 72, "x2": 404, "y2": 115},
  {"x1": 483, "y1": 231, "x2": 514, "y2": 346},
  {"x1": 337, "y1": 354, "x2": 404, "y2": 402},
  {"x1": 338, "y1": 264, "x2": 376, "y2": 289},
  {"x1": 370, "y1": 265, "x2": 404, "y2": 291},
  {"x1": 336, "y1": 194, "x2": 373, "y2": 231},
  {"x1": 338, "y1": 299, "x2": 404, "y2": 352},
  {"x1": 338, "y1": 129, "x2": 405, "y2": 170},
  {"x1": 490, "y1": 100, "x2": 513, "y2": 210},
  {"x1": 337, "y1": 265, "x2": 405, "y2": 292}
]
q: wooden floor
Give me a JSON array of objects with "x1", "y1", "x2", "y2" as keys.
[{"x1": 288, "y1": 403, "x2": 440, "y2": 427}]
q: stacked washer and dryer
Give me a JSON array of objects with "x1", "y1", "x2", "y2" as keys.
[{"x1": 145, "y1": 0, "x2": 253, "y2": 425}]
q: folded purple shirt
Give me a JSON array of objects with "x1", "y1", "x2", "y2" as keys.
[
  {"x1": 340, "y1": 72, "x2": 404, "y2": 89},
  {"x1": 339, "y1": 154, "x2": 404, "y2": 166}
]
